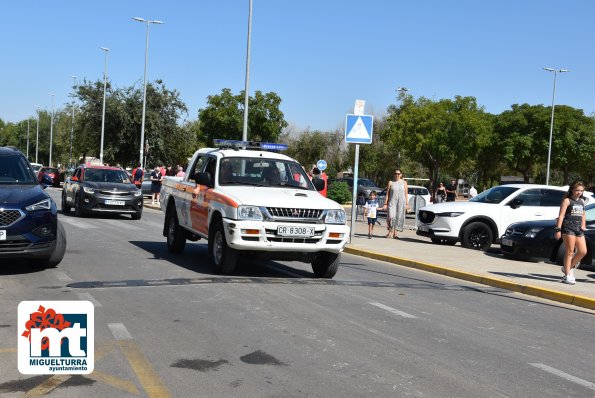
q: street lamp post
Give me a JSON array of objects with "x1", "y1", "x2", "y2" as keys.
[
  {"x1": 132, "y1": 17, "x2": 163, "y2": 170},
  {"x1": 242, "y1": 0, "x2": 253, "y2": 142},
  {"x1": 26, "y1": 117, "x2": 30, "y2": 160},
  {"x1": 35, "y1": 108, "x2": 40, "y2": 164},
  {"x1": 100, "y1": 48, "x2": 109, "y2": 165},
  {"x1": 49, "y1": 94, "x2": 55, "y2": 167},
  {"x1": 70, "y1": 76, "x2": 76, "y2": 168},
  {"x1": 543, "y1": 67, "x2": 569, "y2": 186}
]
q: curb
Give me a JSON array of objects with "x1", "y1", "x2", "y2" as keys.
[{"x1": 344, "y1": 246, "x2": 595, "y2": 311}]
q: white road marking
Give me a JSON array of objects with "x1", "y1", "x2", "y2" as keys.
[
  {"x1": 108, "y1": 323, "x2": 133, "y2": 340},
  {"x1": 369, "y1": 302, "x2": 418, "y2": 319},
  {"x1": 76, "y1": 292, "x2": 102, "y2": 307},
  {"x1": 59, "y1": 217, "x2": 98, "y2": 229},
  {"x1": 53, "y1": 271, "x2": 72, "y2": 282},
  {"x1": 529, "y1": 363, "x2": 595, "y2": 391}
]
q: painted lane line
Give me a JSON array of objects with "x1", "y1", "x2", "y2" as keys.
[
  {"x1": 76, "y1": 292, "x2": 102, "y2": 307},
  {"x1": 53, "y1": 271, "x2": 72, "y2": 282},
  {"x1": 108, "y1": 323, "x2": 133, "y2": 340},
  {"x1": 529, "y1": 363, "x2": 595, "y2": 391},
  {"x1": 369, "y1": 302, "x2": 418, "y2": 319}
]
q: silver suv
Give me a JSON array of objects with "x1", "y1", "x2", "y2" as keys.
[{"x1": 416, "y1": 184, "x2": 570, "y2": 250}]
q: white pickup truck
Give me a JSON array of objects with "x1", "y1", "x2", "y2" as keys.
[{"x1": 160, "y1": 140, "x2": 350, "y2": 278}]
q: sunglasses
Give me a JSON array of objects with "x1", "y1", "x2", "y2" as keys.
[{"x1": 394, "y1": 172, "x2": 401, "y2": 175}]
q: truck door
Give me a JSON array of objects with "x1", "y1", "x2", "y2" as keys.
[{"x1": 189, "y1": 156, "x2": 215, "y2": 236}]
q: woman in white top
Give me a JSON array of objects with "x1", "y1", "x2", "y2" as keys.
[{"x1": 382, "y1": 169, "x2": 408, "y2": 239}]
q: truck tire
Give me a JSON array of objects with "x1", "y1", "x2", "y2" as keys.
[
  {"x1": 166, "y1": 208, "x2": 186, "y2": 253},
  {"x1": 461, "y1": 221, "x2": 493, "y2": 251},
  {"x1": 210, "y1": 221, "x2": 237, "y2": 275},
  {"x1": 461, "y1": 222, "x2": 493, "y2": 251},
  {"x1": 61, "y1": 192, "x2": 71, "y2": 213},
  {"x1": 311, "y1": 252, "x2": 340, "y2": 278}
]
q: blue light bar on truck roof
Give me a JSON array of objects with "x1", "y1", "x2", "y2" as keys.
[{"x1": 213, "y1": 139, "x2": 288, "y2": 151}]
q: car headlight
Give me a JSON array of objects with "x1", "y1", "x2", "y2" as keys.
[
  {"x1": 238, "y1": 205, "x2": 263, "y2": 221},
  {"x1": 134, "y1": 190, "x2": 142, "y2": 197},
  {"x1": 524, "y1": 227, "x2": 543, "y2": 238},
  {"x1": 436, "y1": 212, "x2": 464, "y2": 217},
  {"x1": 83, "y1": 186, "x2": 95, "y2": 194},
  {"x1": 325, "y1": 209, "x2": 346, "y2": 224},
  {"x1": 25, "y1": 198, "x2": 51, "y2": 211}
]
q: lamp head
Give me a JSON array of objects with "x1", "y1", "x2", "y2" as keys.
[{"x1": 100, "y1": 47, "x2": 109, "y2": 52}]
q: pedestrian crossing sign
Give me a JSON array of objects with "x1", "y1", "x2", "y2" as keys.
[{"x1": 345, "y1": 114, "x2": 373, "y2": 144}]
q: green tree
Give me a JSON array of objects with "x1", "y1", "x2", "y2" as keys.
[{"x1": 197, "y1": 88, "x2": 288, "y2": 145}]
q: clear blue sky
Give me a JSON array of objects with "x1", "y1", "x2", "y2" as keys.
[{"x1": 2, "y1": 0, "x2": 594, "y2": 133}]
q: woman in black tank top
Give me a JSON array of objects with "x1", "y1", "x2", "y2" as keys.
[{"x1": 554, "y1": 181, "x2": 588, "y2": 285}]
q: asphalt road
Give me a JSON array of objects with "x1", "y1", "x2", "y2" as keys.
[{"x1": 1, "y1": 188, "x2": 594, "y2": 397}]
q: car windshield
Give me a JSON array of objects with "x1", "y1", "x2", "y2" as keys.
[
  {"x1": 358, "y1": 179, "x2": 377, "y2": 187},
  {"x1": 218, "y1": 157, "x2": 314, "y2": 189},
  {"x1": 85, "y1": 168, "x2": 132, "y2": 184},
  {"x1": 43, "y1": 168, "x2": 59, "y2": 174},
  {"x1": 0, "y1": 154, "x2": 37, "y2": 184},
  {"x1": 470, "y1": 186, "x2": 519, "y2": 204},
  {"x1": 409, "y1": 187, "x2": 429, "y2": 195}
]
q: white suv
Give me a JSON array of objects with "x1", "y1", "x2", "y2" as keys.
[{"x1": 416, "y1": 184, "x2": 568, "y2": 250}]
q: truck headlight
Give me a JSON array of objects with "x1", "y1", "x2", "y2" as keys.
[
  {"x1": 25, "y1": 198, "x2": 51, "y2": 211},
  {"x1": 238, "y1": 205, "x2": 263, "y2": 221},
  {"x1": 325, "y1": 209, "x2": 346, "y2": 224},
  {"x1": 524, "y1": 227, "x2": 543, "y2": 238},
  {"x1": 83, "y1": 186, "x2": 95, "y2": 194}
]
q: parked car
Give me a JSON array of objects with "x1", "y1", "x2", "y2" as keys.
[
  {"x1": 377, "y1": 185, "x2": 432, "y2": 215},
  {"x1": 500, "y1": 202, "x2": 594, "y2": 268},
  {"x1": 37, "y1": 166, "x2": 61, "y2": 187},
  {"x1": 62, "y1": 165, "x2": 143, "y2": 219},
  {"x1": 335, "y1": 177, "x2": 383, "y2": 200},
  {"x1": 0, "y1": 147, "x2": 66, "y2": 267},
  {"x1": 416, "y1": 184, "x2": 573, "y2": 250},
  {"x1": 30, "y1": 162, "x2": 43, "y2": 176}
]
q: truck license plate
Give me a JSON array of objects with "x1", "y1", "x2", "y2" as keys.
[
  {"x1": 277, "y1": 226, "x2": 315, "y2": 237},
  {"x1": 105, "y1": 200, "x2": 125, "y2": 206}
]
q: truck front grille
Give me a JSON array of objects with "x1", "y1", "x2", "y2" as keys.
[{"x1": 265, "y1": 207, "x2": 323, "y2": 220}]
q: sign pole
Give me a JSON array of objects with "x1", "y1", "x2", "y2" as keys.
[{"x1": 349, "y1": 144, "x2": 360, "y2": 243}]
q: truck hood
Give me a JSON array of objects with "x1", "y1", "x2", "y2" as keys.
[{"x1": 219, "y1": 186, "x2": 342, "y2": 210}]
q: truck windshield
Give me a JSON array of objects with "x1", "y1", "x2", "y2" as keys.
[{"x1": 219, "y1": 157, "x2": 315, "y2": 189}]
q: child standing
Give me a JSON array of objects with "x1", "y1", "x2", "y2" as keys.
[{"x1": 364, "y1": 191, "x2": 379, "y2": 239}]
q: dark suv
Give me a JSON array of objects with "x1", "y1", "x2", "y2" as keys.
[
  {"x1": 62, "y1": 165, "x2": 143, "y2": 219},
  {"x1": 0, "y1": 147, "x2": 66, "y2": 267}
]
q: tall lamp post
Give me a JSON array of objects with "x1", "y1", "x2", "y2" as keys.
[
  {"x1": 100, "y1": 47, "x2": 109, "y2": 165},
  {"x1": 132, "y1": 17, "x2": 163, "y2": 170},
  {"x1": 35, "y1": 107, "x2": 40, "y2": 163},
  {"x1": 543, "y1": 67, "x2": 569, "y2": 186},
  {"x1": 26, "y1": 117, "x2": 30, "y2": 160},
  {"x1": 242, "y1": 0, "x2": 253, "y2": 142},
  {"x1": 49, "y1": 94, "x2": 55, "y2": 167},
  {"x1": 70, "y1": 76, "x2": 77, "y2": 168}
]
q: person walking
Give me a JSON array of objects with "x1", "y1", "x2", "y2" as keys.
[
  {"x1": 555, "y1": 181, "x2": 588, "y2": 285},
  {"x1": 150, "y1": 166, "x2": 163, "y2": 205},
  {"x1": 468, "y1": 185, "x2": 478, "y2": 199},
  {"x1": 446, "y1": 179, "x2": 457, "y2": 202},
  {"x1": 382, "y1": 169, "x2": 408, "y2": 239},
  {"x1": 435, "y1": 182, "x2": 447, "y2": 203},
  {"x1": 364, "y1": 191, "x2": 379, "y2": 238},
  {"x1": 132, "y1": 164, "x2": 144, "y2": 188}
]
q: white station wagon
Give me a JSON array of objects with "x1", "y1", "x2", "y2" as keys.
[{"x1": 416, "y1": 184, "x2": 570, "y2": 250}]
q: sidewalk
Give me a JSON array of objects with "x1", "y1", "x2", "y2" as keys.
[
  {"x1": 344, "y1": 211, "x2": 595, "y2": 311},
  {"x1": 144, "y1": 200, "x2": 595, "y2": 311}
]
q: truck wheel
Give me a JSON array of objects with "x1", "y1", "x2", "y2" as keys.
[
  {"x1": 210, "y1": 222, "x2": 237, "y2": 275},
  {"x1": 61, "y1": 192, "x2": 71, "y2": 213},
  {"x1": 461, "y1": 222, "x2": 493, "y2": 251},
  {"x1": 166, "y1": 209, "x2": 186, "y2": 253},
  {"x1": 311, "y1": 252, "x2": 340, "y2": 278}
]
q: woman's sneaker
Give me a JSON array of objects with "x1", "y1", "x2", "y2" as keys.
[{"x1": 562, "y1": 275, "x2": 576, "y2": 285}]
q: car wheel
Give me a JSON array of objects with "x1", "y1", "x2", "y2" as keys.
[
  {"x1": 61, "y1": 192, "x2": 71, "y2": 213},
  {"x1": 311, "y1": 252, "x2": 340, "y2": 278},
  {"x1": 32, "y1": 221, "x2": 67, "y2": 268},
  {"x1": 131, "y1": 211, "x2": 142, "y2": 220},
  {"x1": 431, "y1": 238, "x2": 457, "y2": 246},
  {"x1": 166, "y1": 208, "x2": 186, "y2": 253},
  {"x1": 461, "y1": 222, "x2": 493, "y2": 251},
  {"x1": 74, "y1": 195, "x2": 85, "y2": 217},
  {"x1": 210, "y1": 221, "x2": 237, "y2": 275}
]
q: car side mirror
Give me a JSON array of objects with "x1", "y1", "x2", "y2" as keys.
[
  {"x1": 509, "y1": 198, "x2": 523, "y2": 209},
  {"x1": 195, "y1": 172, "x2": 212, "y2": 187},
  {"x1": 70, "y1": 176, "x2": 79, "y2": 182},
  {"x1": 40, "y1": 174, "x2": 53, "y2": 189},
  {"x1": 312, "y1": 178, "x2": 325, "y2": 191}
]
